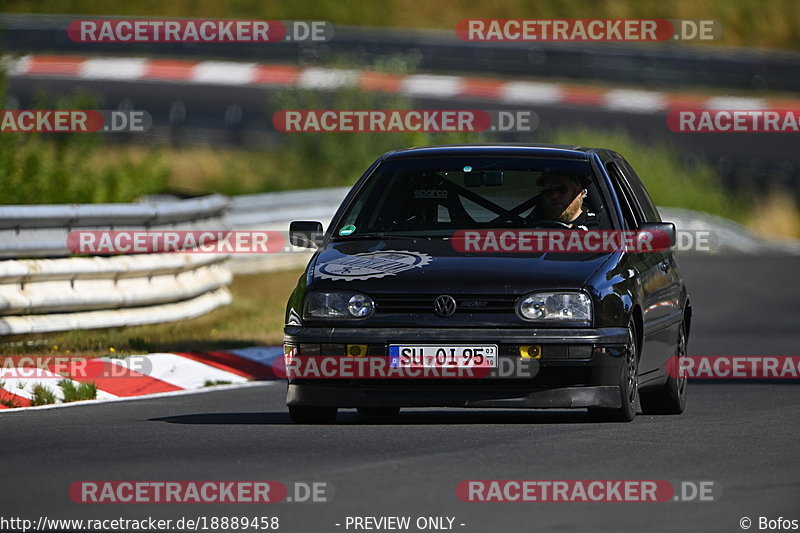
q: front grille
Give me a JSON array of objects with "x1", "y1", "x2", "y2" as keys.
[{"x1": 374, "y1": 294, "x2": 517, "y2": 314}]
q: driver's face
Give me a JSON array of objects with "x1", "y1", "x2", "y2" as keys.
[{"x1": 539, "y1": 176, "x2": 584, "y2": 222}]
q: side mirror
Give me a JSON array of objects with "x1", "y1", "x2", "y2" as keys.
[
  {"x1": 289, "y1": 221, "x2": 324, "y2": 248},
  {"x1": 639, "y1": 222, "x2": 676, "y2": 251}
]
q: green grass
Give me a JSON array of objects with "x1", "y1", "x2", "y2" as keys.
[
  {"x1": 58, "y1": 380, "x2": 97, "y2": 402},
  {"x1": 30, "y1": 384, "x2": 57, "y2": 406},
  {"x1": 3, "y1": 0, "x2": 797, "y2": 50},
  {"x1": 0, "y1": 80, "x2": 169, "y2": 205},
  {"x1": 0, "y1": 134, "x2": 168, "y2": 205}
]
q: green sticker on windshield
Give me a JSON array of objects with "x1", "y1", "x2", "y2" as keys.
[{"x1": 339, "y1": 225, "x2": 356, "y2": 236}]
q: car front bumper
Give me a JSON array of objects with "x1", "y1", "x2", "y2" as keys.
[{"x1": 284, "y1": 326, "x2": 629, "y2": 410}]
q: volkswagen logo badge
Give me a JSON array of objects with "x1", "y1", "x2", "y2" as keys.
[{"x1": 433, "y1": 295, "x2": 457, "y2": 318}]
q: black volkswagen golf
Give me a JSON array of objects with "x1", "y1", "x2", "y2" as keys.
[{"x1": 284, "y1": 144, "x2": 691, "y2": 423}]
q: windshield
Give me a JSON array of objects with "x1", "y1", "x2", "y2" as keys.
[{"x1": 334, "y1": 155, "x2": 611, "y2": 238}]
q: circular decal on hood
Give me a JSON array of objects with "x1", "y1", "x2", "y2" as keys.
[{"x1": 315, "y1": 250, "x2": 432, "y2": 281}]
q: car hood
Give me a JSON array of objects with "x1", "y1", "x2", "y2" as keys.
[{"x1": 308, "y1": 238, "x2": 616, "y2": 293}]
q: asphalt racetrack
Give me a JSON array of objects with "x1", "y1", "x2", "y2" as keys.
[{"x1": 2, "y1": 255, "x2": 799, "y2": 533}]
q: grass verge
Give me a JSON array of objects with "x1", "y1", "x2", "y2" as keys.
[
  {"x1": 30, "y1": 384, "x2": 56, "y2": 406},
  {"x1": 58, "y1": 380, "x2": 97, "y2": 402},
  {"x1": 0, "y1": 81, "x2": 169, "y2": 205},
  {"x1": 745, "y1": 191, "x2": 800, "y2": 240}
]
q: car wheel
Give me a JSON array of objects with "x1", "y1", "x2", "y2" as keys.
[
  {"x1": 357, "y1": 407, "x2": 401, "y2": 417},
  {"x1": 288, "y1": 405, "x2": 338, "y2": 424},
  {"x1": 640, "y1": 322, "x2": 688, "y2": 415},
  {"x1": 588, "y1": 322, "x2": 638, "y2": 422}
]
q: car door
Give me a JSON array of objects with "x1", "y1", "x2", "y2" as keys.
[
  {"x1": 616, "y1": 157, "x2": 685, "y2": 356},
  {"x1": 605, "y1": 158, "x2": 675, "y2": 380}
]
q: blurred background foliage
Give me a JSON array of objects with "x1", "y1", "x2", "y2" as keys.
[
  {"x1": 0, "y1": 77, "x2": 168, "y2": 204},
  {"x1": 0, "y1": 68, "x2": 757, "y2": 225},
  {"x1": 4, "y1": 0, "x2": 798, "y2": 50}
]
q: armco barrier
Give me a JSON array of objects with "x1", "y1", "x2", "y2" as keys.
[
  {"x1": 0, "y1": 194, "x2": 229, "y2": 258},
  {"x1": 0, "y1": 195, "x2": 232, "y2": 335},
  {"x1": 226, "y1": 187, "x2": 349, "y2": 273}
]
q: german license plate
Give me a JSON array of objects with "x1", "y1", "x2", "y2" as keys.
[{"x1": 389, "y1": 345, "x2": 498, "y2": 368}]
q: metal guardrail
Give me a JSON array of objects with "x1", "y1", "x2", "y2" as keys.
[
  {"x1": 0, "y1": 289, "x2": 231, "y2": 335},
  {"x1": 0, "y1": 195, "x2": 232, "y2": 335},
  {"x1": 226, "y1": 187, "x2": 349, "y2": 273},
  {"x1": 0, "y1": 194, "x2": 229, "y2": 258},
  {"x1": 1, "y1": 14, "x2": 799, "y2": 92}
]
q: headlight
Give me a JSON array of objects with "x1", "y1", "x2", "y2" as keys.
[
  {"x1": 304, "y1": 291, "x2": 374, "y2": 320},
  {"x1": 516, "y1": 292, "x2": 592, "y2": 324}
]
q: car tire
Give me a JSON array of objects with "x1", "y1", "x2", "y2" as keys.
[
  {"x1": 288, "y1": 405, "x2": 338, "y2": 424},
  {"x1": 357, "y1": 407, "x2": 401, "y2": 417},
  {"x1": 588, "y1": 322, "x2": 638, "y2": 423},
  {"x1": 640, "y1": 322, "x2": 688, "y2": 415}
]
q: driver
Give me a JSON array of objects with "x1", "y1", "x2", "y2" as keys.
[{"x1": 529, "y1": 171, "x2": 597, "y2": 230}]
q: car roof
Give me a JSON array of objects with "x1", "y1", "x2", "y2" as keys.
[{"x1": 382, "y1": 143, "x2": 602, "y2": 161}]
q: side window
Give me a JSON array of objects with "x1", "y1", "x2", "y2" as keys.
[
  {"x1": 606, "y1": 162, "x2": 641, "y2": 229},
  {"x1": 617, "y1": 158, "x2": 661, "y2": 222}
]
